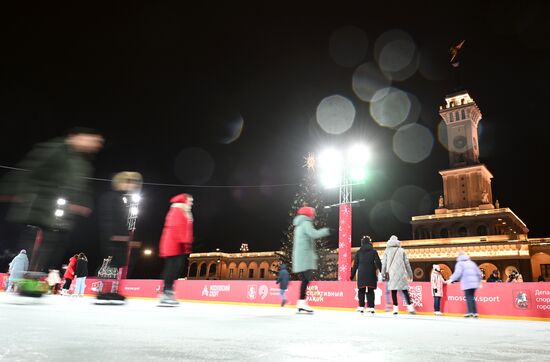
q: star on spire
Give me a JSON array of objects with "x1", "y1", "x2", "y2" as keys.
[{"x1": 303, "y1": 152, "x2": 316, "y2": 171}]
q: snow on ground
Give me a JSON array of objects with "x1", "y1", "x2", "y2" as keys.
[{"x1": 1, "y1": 293, "x2": 549, "y2": 362}]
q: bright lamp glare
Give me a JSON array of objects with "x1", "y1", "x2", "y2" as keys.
[
  {"x1": 131, "y1": 194, "x2": 141, "y2": 203},
  {"x1": 54, "y1": 209, "x2": 64, "y2": 217},
  {"x1": 130, "y1": 206, "x2": 139, "y2": 216},
  {"x1": 57, "y1": 198, "x2": 67, "y2": 206},
  {"x1": 143, "y1": 249, "x2": 152, "y2": 256},
  {"x1": 347, "y1": 144, "x2": 369, "y2": 182},
  {"x1": 347, "y1": 144, "x2": 370, "y2": 165},
  {"x1": 318, "y1": 149, "x2": 343, "y2": 188},
  {"x1": 350, "y1": 168, "x2": 367, "y2": 182}
]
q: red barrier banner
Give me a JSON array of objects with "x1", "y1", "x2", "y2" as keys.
[{"x1": 2, "y1": 273, "x2": 549, "y2": 320}]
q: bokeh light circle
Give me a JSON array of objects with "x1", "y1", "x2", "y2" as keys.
[
  {"x1": 392, "y1": 123, "x2": 434, "y2": 163},
  {"x1": 316, "y1": 95, "x2": 356, "y2": 135}
]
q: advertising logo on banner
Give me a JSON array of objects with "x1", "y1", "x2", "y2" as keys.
[
  {"x1": 246, "y1": 284, "x2": 269, "y2": 300},
  {"x1": 90, "y1": 281, "x2": 102, "y2": 292},
  {"x1": 247, "y1": 285, "x2": 257, "y2": 300},
  {"x1": 259, "y1": 285, "x2": 269, "y2": 300},
  {"x1": 513, "y1": 290, "x2": 530, "y2": 310},
  {"x1": 306, "y1": 284, "x2": 344, "y2": 303},
  {"x1": 201, "y1": 284, "x2": 231, "y2": 298}
]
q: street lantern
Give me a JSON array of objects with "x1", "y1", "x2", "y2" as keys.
[{"x1": 319, "y1": 144, "x2": 369, "y2": 281}]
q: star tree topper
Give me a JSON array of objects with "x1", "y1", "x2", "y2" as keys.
[{"x1": 303, "y1": 153, "x2": 316, "y2": 171}]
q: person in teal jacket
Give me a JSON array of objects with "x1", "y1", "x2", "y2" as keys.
[{"x1": 292, "y1": 206, "x2": 330, "y2": 313}]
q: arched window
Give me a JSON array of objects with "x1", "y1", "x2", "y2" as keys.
[
  {"x1": 188, "y1": 263, "x2": 198, "y2": 278},
  {"x1": 449, "y1": 112, "x2": 454, "y2": 122},
  {"x1": 461, "y1": 109, "x2": 466, "y2": 119},
  {"x1": 477, "y1": 225, "x2": 488, "y2": 236},
  {"x1": 458, "y1": 227, "x2": 468, "y2": 237},
  {"x1": 199, "y1": 263, "x2": 207, "y2": 277},
  {"x1": 440, "y1": 228, "x2": 449, "y2": 238},
  {"x1": 208, "y1": 263, "x2": 217, "y2": 278}
]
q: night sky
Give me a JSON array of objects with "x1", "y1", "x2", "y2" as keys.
[{"x1": 1, "y1": 1, "x2": 549, "y2": 277}]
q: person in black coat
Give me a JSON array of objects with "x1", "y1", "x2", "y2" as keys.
[
  {"x1": 486, "y1": 270, "x2": 501, "y2": 283},
  {"x1": 74, "y1": 253, "x2": 88, "y2": 297},
  {"x1": 351, "y1": 236, "x2": 382, "y2": 314}
]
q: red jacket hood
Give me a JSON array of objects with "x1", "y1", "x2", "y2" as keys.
[{"x1": 170, "y1": 194, "x2": 190, "y2": 204}]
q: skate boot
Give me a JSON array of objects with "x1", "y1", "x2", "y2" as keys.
[
  {"x1": 297, "y1": 299, "x2": 313, "y2": 313},
  {"x1": 159, "y1": 290, "x2": 179, "y2": 306},
  {"x1": 366, "y1": 307, "x2": 375, "y2": 315},
  {"x1": 356, "y1": 307, "x2": 365, "y2": 313},
  {"x1": 95, "y1": 292, "x2": 126, "y2": 305},
  {"x1": 281, "y1": 299, "x2": 286, "y2": 307},
  {"x1": 434, "y1": 311, "x2": 442, "y2": 316},
  {"x1": 407, "y1": 303, "x2": 416, "y2": 315},
  {"x1": 393, "y1": 305, "x2": 399, "y2": 315}
]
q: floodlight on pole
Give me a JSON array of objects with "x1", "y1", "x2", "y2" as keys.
[{"x1": 318, "y1": 144, "x2": 369, "y2": 281}]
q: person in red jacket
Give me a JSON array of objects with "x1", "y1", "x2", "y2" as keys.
[
  {"x1": 60, "y1": 255, "x2": 78, "y2": 295},
  {"x1": 158, "y1": 193, "x2": 194, "y2": 305}
]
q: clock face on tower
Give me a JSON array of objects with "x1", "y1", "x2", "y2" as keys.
[{"x1": 453, "y1": 135, "x2": 467, "y2": 150}]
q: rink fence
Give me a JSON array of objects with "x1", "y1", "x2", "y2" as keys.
[{"x1": 1, "y1": 273, "x2": 549, "y2": 320}]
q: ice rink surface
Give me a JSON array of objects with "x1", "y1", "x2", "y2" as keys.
[{"x1": 1, "y1": 294, "x2": 550, "y2": 362}]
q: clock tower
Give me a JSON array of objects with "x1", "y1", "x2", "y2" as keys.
[
  {"x1": 437, "y1": 90, "x2": 493, "y2": 210},
  {"x1": 439, "y1": 90, "x2": 481, "y2": 167}
]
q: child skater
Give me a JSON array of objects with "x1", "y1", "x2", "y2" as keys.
[{"x1": 431, "y1": 264, "x2": 445, "y2": 316}]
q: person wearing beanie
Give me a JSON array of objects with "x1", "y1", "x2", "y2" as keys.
[
  {"x1": 292, "y1": 206, "x2": 330, "y2": 313},
  {"x1": 431, "y1": 264, "x2": 445, "y2": 316},
  {"x1": 351, "y1": 235, "x2": 381, "y2": 314},
  {"x1": 381, "y1": 235, "x2": 415, "y2": 315},
  {"x1": 158, "y1": 193, "x2": 194, "y2": 306}
]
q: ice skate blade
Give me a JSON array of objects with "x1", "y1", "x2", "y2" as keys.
[
  {"x1": 297, "y1": 308, "x2": 314, "y2": 313},
  {"x1": 158, "y1": 302, "x2": 179, "y2": 307},
  {"x1": 94, "y1": 299, "x2": 126, "y2": 306}
]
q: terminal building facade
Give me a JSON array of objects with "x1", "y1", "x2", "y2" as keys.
[{"x1": 188, "y1": 90, "x2": 550, "y2": 282}]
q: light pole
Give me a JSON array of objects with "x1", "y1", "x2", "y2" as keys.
[
  {"x1": 122, "y1": 193, "x2": 141, "y2": 279},
  {"x1": 318, "y1": 145, "x2": 369, "y2": 281}
]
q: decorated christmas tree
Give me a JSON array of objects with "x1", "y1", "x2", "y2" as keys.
[{"x1": 277, "y1": 153, "x2": 337, "y2": 280}]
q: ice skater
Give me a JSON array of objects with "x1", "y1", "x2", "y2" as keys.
[
  {"x1": 46, "y1": 269, "x2": 61, "y2": 294},
  {"x1": 430, "y1": 264, "x2": 445, "y2": 316},
  {"x1": 381, "y1": 235, "x2": 415, "y2": 315},
  {"x1": 74, "y1": 253, "x2": 88, "y2": 297},
  {"x1": 291, "y1": 206, "x2": 330, "y2": 313},
  {"x1": 60, "y1": 254, "x2": 77, "y2": 296},
  {"x1": 1, "y1": 128, "x2": 103, "y2": 275},
  {"x1": 446, "y1": 251, "x2": 482, "y2": 318},
  {"x1": 276, "y1": 263, "x2": 289, "y2": 307},
  {"x1": 351, "y1": 236, "x2": 381, "y2": 314},
  {"x1": 6, "y1": 249, "x2": 29, "y2": 292},
  {"x1": 158, "y1": 194, "x2": 194, "y2": 306}
]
